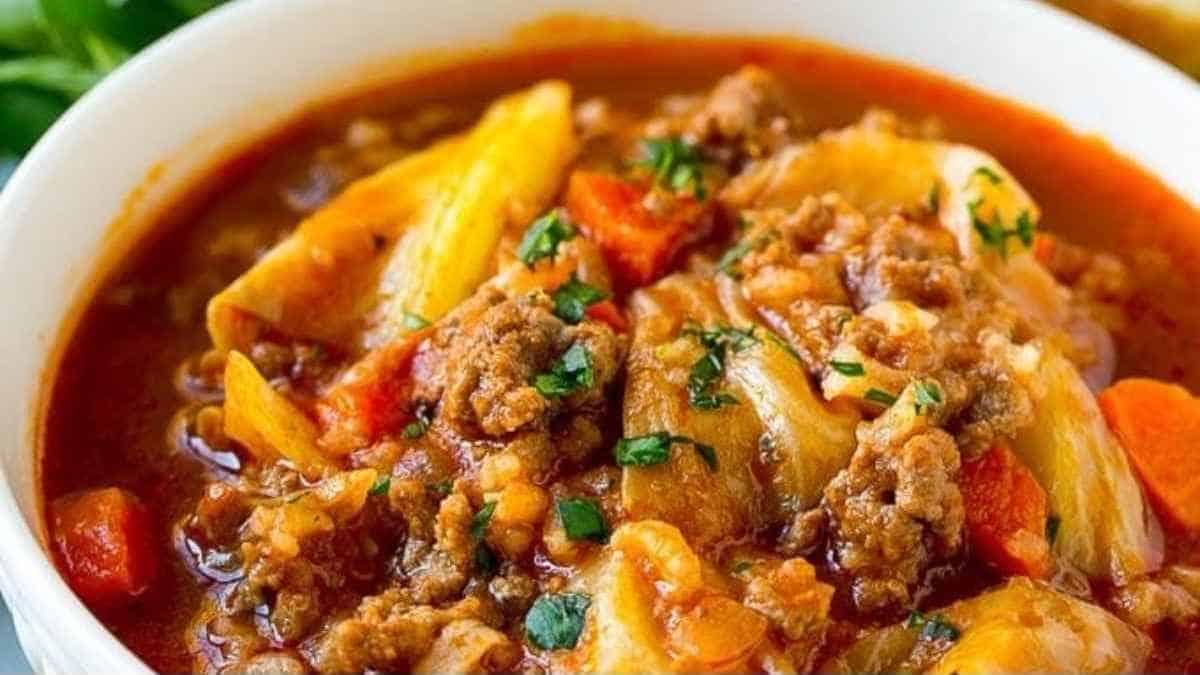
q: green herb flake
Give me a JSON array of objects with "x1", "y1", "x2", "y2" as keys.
[
  {"x1": 429, "y1": 479, "x2": 453, "y2": 497},
  {"x1": 367, "y1": 476, "x2": 391, "y2": 497},
  {"x1": 403, "y1": 311, "x2": 431, "y2": 330},
  {"x1": 864, "y1": 388, "x2": 898, "y2": 407},
  {"x1": 716, "y1": 231, "x2": 776, "y2": 278},
  {"x1": 913, "y1": 380, "x2": 943, "y2": 415},
  {"x1": 525, "y1": 592, "x2": 591, "y2": 651},
  {"x1": 731, "y1": 560, "x2": 753, "y2": 574},
  {"x1": 906, "y1": 611, "x2": 961, "y2": 642},
  {"x1": 475, "y1": 542, "x2": 498, "y2": 575},
  {"x1": 471, "y1": 501, "x2": 497, "y2": 541},
  {"x1": 968, "y1": 199, "x2": 1036, "y2": 260},
  {"x1": 532, "y1": 343, "x2": 595, "y2": 398},
  {"x1": 553, "y1": 275, "x2": 608, "y2": 324},
  {"x1": 681, "y1": 323, "x2": 758, "y2": 410},
  {"x1": 557, "y1": 498, "x2": 609, "y2": 543},
  {"x1": 829, "y1": 360, "x2": 865, "y2": 377},
  {"x1": 614, "y1": 432, "x2": 673, "y2": 467},
  {"x1": 692, "y1": 440, "x2": 719, "y2": 471},
  {"x1": 402, "y1": 402, "x2": 434, "y2": 439},
  {"x1": 972, "y1": 166, "x2": 1003, "y2": 185},
  {"x1": 1046, "y1": 515, "x2": 1061, "y2": 544},
  {"x1": 517, "y1": 211, "x2": 576, "y2": 267},
  {"x1": 763, "y1": 329, "x2": 804, "y2": 364},
  {"x1": 636, "y1": 136, "x2": 706, "y2": 199}
]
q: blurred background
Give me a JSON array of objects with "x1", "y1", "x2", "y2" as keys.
[{"x1": 0, "y1": 0, "x2": 1195, "y2": 671}]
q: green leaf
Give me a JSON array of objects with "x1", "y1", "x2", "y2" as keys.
[
  {"x1": 614, "y1": 431, "x2": 672, "y2": 467},
  {"x1": 39, "y1": 0, "x2": 187, "y2": 55},
  {"x1": 681, "y1": 323, "x2": 756, "y2": 411},
  {"x1": 913, "y1": 380, "x2": 942, "y2": 415},
  {"x1": 471, "y1": 501, "x2": 496, "y2": 541},
  {"x1": 525, "y1": 592, "x2": 591, "y2": 651},
  {"x1": 166, "y1": 0, "x2": 224, "y2": 17},
  {"x1": 636, "y1": 136, "x2": 706, "y2": 199},
  {"x1": 972, "y1": 165, "x2": 1003, "y2": 185},
  {"x1": 367, "y1": 475, "x2": 390, "y2": 496},
  {"x1": 78, "y1": 28, "x2": 127, "y2": 72},
  {"x1": 0, "y1": 85, "x2": 67, "y2": 153},
  {"x1": 0, "y1": 154, "x2": 18, "y2": 188},
  {"x1": 517, "y1": 210, "x2": 575, "y2": 267},
  {"x1": 475, "y1": 542, "x2": 497, "y2": 575},
  {"x1": 0, "y1": 55, "x2": 99, "y2": 98},
  {"x1": 906, "y1": 611, "x2": 960, "y2": 642},
  {"x1": 691, "y1": 440, "x2": 718, "y2": 471},
  {"x1": 532, "y1": 342, "x2": 594, "y2": 398},
  {"x1": 731, "y1": 560, "x2": 752, "y2": 574},
  {"x1": 0, "y1": 0, "x2": 49, "y2": 52},
  {"x1": 556, "y1": 498, "x2": 608, "y2": 542},
  {"x1": 552, "y1": 275, "x2": 607, "y2": 324},
  {"x1": 829, "y1": 360, "x2": 865, "y2": 377},
  {"x1": 864, "y1": 388, "x2": 897, "y2": 407},
  {"x1": 716, "y1": 230, "x2": 776, "y2": 277},
  {"x1": 429, "y1": 479, "x2": 452, "y2": 497}
]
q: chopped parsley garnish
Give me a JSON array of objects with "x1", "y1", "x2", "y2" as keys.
[
  {"x1": 763, "y1": 329, "x2": 804, "y2": 364},
  {"x1": 829, "y1": 360, "x2": 865, "y2": 377},
  {"x1": 681, "y1": 323, "x2": 758, "y2": 410},
  {"x1": 429, "y1": 479, "x2": 452, "y2": 497},
  {"x1": 532, "y1": 343, "x2": 594, "y2": 398},
  {"x1": 972, "y1": 166, "x2": 1003, "y2": 185},
  {"x1": 864, "y1": 388, "x2": 898, "y2": 407},
  {"x1": 614, "y1": 432, "x2": 717, "y2": 472},
  {"x1": 518, "y1": 211, "x2": 575, "y2": 267},
  {"x1": 525, "y1": 592, "x2": 591, "y2": 651},
  {"x1": 402, "y1": 402, "x2": 434, "y2": 439},
  {"x1": 472, "y1": 501, "x2": 498, "y2": 575},
  {"x1": 557, "y1": 498, "x2": 609, "y2": 543},
  {"x1": 403, "y1": 311, "x2": 431, "y2": 330},
  {"x1": 636, "y1": 136, "x2": 706, "y2": 199},
  {"x1": 552, "y1": 275, "x2": 608, "y2": 324},
  {"x1": 913, "y1": 380, "x2": 943, "y2": 415},
  {"x1": 716, "y1": 231, "x2": 777, "y2": 278},
  {"x1": 367, "y1": 476, "x2": 391, "y2": 496},
  {"x1": 1046, "y1": 515, "x2": 1061, "y2": 544},
  {"x1": 969, "y1": 199, "x2": 1036, "y2": 259},
  {"x1": 906, "y1": 611, "x2": 961, "y2": 642},
  {"x1": 731, "y1": 560, "x2": 753, "y2": 574}
]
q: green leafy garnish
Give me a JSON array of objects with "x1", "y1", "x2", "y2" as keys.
[
  {"x1": 716, "y1": 230, "x2": 776, "y2": 278},
  {"x1": 763, "y1": 329, "x2": 804, "y2": 364},
  {"x1": 367, "y1": 475, "x2": 391, "y2": 497},
  {"x1": 829, "y1": 360, "x2": 865, "y2": 377},
  {"x1": 865, "y1": 388, "x2": 898, "y2": 407},
  {"x1": 471, "y1": 501, "x2": 496, "y2": 541},
  {"x1": 475, "y1": 542, "x2": 497, "y2": 575},
  {"x1": 517, "y1": 210, "x2": 575, "y2": 267},
  {"x1": 403, "y1": 311, "x2": 430, "y2": 330},
  {"x1": 552, "y1": 275, "x2": 608, "y2": 324},
  {"x1": 968, "y1": 199, "x2": 1036, "y2": 259},
  {"x1": 636, "y1": 136, "x2": 706, "y2": 199},
  {"x1": 429, "y1": 479, "x2": 452, "y2": 497},
  {"x1": 906, "y1": 611, "x2": 960, "y2": 642},
  {"x1": 556, "y1": 498, "x2": 608, "y2": 543},
  {"x1": 731, "y1": 560, "x2": 753, "y2": 574},
  {"x1": 972, "y1": 166, "x2": 1003, "y2": 185},
  {"x1": 913, "y1": 380, "x2": 943, "y2": 415},
  {"x1": 681, "y1": 323, "x2": 758, "y2": 410},
  {"x1": 614, "y1": 432, "x2": 716, "y2": 472},
  {"x1": 402, "y1": 402, "x2": 433, "y2": 439},
  {"x1": 1046, "y1": 515, "x2": 1060, "y2": 544},
  {"x1": 525, "y1": 592, "x2": 591, "y2": 651},
  {"x1": 532, "y1": 343, "x2": 594, "y2": 398}
]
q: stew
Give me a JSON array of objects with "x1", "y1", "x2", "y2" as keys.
[{"x1": 41, "y1": 36, "x2": 1200, "y2": 673}]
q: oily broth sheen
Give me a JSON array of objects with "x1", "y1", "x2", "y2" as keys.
[{"x1": 40, "y1": 37, "x2": 1200, "y2": 672}]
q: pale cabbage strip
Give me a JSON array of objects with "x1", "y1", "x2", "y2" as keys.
[
  {"x1": 207, "y1": 80, "x2": 576, "y2": 352},
  {"x1": 829, "y1": 578, "x2": 1149, "y2": 673},
  {"x1": 206, "y1": 137, "x2": 461, "y2": 351},
  {"x1": 367, "y1": 80, "x2": 577, "y2": 347},
  {"x1": 1012, "y1": 344, "x2": 1163, "y2": 582}
]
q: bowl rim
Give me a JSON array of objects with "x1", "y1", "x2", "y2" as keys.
[{"x1": 0, "y1": 0, "x2": 1198, "y2": 671}]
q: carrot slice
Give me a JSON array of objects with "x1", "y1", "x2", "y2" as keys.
[
  {"x1": 565, "y1": 170, "x2": 708, "y2": 288},
  {"x1": 960, "y1": 442, "x2": 1051, "y2": 578},
  {"x1": 585, "y1": 300, "x2": 629, "y2": 333},
  {"x1": 1099, "y1": 378, "x2": 1200, "y2": 533},
  {"x1": 51, "y1": 487, "x2": 156, "y2": 605},
  {"x1": 317, "y1": 328, "x2": 431, "y2": 453}
]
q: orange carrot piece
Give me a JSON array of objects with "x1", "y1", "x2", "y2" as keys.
[
  {"x1": 565, "y1": 170, "x2": 708, "y2": 288},
  {"x1": 1099, "y1": 378, "x2": 1200, "y2": 533},
  {"x1": 317, "y1": 328, "x2": 430, "y2": 453},
  {"x1": 585, "y1": 299, "x2": 629, "y2": 333},
  {"x1": 51, "y1": 488, "x2": 156, "y2": 605},
  {"x1": 960, "y1": 442, "x2": 1051, "y2": 578}
]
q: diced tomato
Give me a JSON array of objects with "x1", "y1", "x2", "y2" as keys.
[
  {"x1": 565, "y1": 170, "x2": 709, "y2": 288},
  {"x1": 316, "y1": 328, "x2": 429, "y2": 453},
  {"x1": 585, "y1": 299, "x2": 629, "y2": 333},
  {"x1": 1032, "y1": 232, "x2": 1056, "y2": 267},
  {"x1": 51, "y1": 487, "x2": 156, "y2": 605},
  {"x1": 960, "y1": 442, "x2": 1051, "y2": 579}
]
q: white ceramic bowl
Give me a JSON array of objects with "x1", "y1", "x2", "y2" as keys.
[{"x1": 1, "y1": 0, "x2": 1198, "y2": 671}]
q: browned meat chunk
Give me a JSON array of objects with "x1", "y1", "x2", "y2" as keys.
[
  {"x1": 843, "y1": 214, "x2": 966, "y2": 310},
  {"x1": 822, "y1": 426, "x2": 964, "y2": 611}
]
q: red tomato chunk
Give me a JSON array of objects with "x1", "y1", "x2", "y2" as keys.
[{"x1": 51, "y1": 487, "x2": 156, "y2": 605}]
